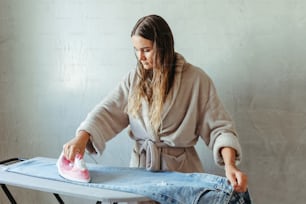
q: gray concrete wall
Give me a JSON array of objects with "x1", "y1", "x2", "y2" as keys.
[{"x1": 1, "y1": 0, "x2": 305, "y2": 203}]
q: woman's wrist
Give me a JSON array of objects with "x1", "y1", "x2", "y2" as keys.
[
  {"x1": 76, "y1": 130, "x2": 90, "y2": 143},
  {"x1": 221, "y1": 147, "x2": 237, "y2": 167}
]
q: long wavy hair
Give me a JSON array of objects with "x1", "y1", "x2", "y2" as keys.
[{"x1": 128, "y1": 15, "x2": 176, "y2": 133}]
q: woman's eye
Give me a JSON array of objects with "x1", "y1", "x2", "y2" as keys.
[
  {"x1": 143, "y1": 48, "x2": 151, "y2": 52},
  {"x1": 134, "y1": 48, "x2": 151, "y2": 53}
]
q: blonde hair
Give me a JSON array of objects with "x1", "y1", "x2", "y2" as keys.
[{"x1": 128, "y1": 15, "x2": 176, "y2": 133}]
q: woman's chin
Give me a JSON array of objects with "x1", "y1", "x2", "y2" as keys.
[{"x1": 142, "y1": 65, "x2": 153, "y2": 70}]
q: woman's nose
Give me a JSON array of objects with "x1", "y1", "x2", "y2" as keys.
[{"x1": 138, "y1": 51, "x2": 146, "y2": 61}]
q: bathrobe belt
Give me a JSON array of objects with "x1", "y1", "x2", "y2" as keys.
[{"x1": 136, "y1": 139, "x2": 167, "y2": 171}]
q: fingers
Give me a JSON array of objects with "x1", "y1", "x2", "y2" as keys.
[
  {"x1": 63, "y1": 143, "x2": 82, "y2": 161},
  {"x1": 62, "y1": 131, "x2": 90, "y2": 161},
  {"x1": 227, "y1": 173, "x2": 238, "y2": 189},
  {"x1": 225, "y1": 166, "x2": 248, "y2": 193},
  {"x1": 230, "y1": 171, "x2": 248, "y2": 192},
  {"x1": 62, "y1": 133, "x2": 89, "y2": 161},
  {"x1": 235, "y1": 171, "x2": 248, "y2": 192}
]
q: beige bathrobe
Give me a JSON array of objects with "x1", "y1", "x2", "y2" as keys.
[{"x1": 77, "y1": 53, "x2": 242, "y2": 173}]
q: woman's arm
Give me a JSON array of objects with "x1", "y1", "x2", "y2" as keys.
[{"x1": 221, "y1": 147, "x2": 248, "y2": 192}]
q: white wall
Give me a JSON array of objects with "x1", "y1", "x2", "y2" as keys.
[{"x1": 1, "y1": 0, "x2": 306, "y2": 203}]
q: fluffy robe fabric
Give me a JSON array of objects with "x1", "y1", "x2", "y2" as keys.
[{"x1": 77, "y1": 53, "x2": 242, "y2": 172}]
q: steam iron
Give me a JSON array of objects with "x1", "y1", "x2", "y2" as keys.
[{"x1": 57, "y1": 152, "x2": 91, "y2": 183}]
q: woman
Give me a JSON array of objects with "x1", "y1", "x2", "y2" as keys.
[{"x1": 63, "y1": 14, "x2": 249, "y2": 202}]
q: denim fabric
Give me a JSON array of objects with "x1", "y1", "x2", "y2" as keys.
[
  {"x1": 6, "y1": 157, "x2": 252, "y2": 204},
  {"x1": 196, "y1": 181, "x2": 252, "y2": 204}
]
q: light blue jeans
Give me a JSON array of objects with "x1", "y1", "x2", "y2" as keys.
[
  {"x1": 6, "y1": 157, "x2": 252, "y2": 204},
  {"x1": 194, "y1": 175, "x2": 252, "y2": 204},
  {"x1": 120, "y1": 169, "x2": 252, "y2": 204}
]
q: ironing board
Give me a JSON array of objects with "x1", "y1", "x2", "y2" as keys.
[
  {"x1": 1, "y1": 157, "x2": 245, "y2": 204},
  {"x1": 0, "y1": 158, "x2": 150, "y2": 204}
]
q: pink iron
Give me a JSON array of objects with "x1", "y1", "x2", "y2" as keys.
[{"x1": 57, "y1": 152, "x2": 91, "y2": 183}]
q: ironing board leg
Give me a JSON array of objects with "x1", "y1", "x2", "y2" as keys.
[
  {"x1": 1, "y1": 184, "x2": 17, "y2": 204},
  {"x1": 53, "y1": 193, "x2": 64, "y2": 204},
  {"x1": 1, "y1": 184, "x2": 65, "y2": 204},
  {"x1": 1, "y1": 158, "x2": 65, "y2": 204}
]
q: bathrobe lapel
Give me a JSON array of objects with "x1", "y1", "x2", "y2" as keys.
[{"x1": 160, "y1": 53, "x2": 185, "y2": 128}]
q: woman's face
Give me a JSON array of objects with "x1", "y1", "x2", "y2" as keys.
[{"x1": 132, "y1": 35, "x2": 154, "y2": 70}]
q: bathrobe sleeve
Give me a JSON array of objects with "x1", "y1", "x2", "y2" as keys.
[
  {"x1": 198, "y1": 74, "x2": 242, "y2": 167},
  {"x1": 76, "y1": 71, "x2": 134, "y2": 156}
]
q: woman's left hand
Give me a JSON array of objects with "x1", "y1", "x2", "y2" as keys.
[
  {"x1": 220, "y1": 147, "x2": 248, "y2": 192},
  {"x1": 225, "y1": 164, "x2": 248, "y2": 192}
]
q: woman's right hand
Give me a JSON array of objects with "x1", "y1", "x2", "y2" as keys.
[{"x1": 63, "y1": 130, "x2": 90, "y2": 161}]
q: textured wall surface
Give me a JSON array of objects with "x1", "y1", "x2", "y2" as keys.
[{"x1": 1, "y1": 0, "x2": 306, "y2": 203}]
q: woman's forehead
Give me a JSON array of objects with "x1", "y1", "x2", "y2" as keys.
[{"x1": 131, "y1": 35, "x2": 153, "y2": 49}]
